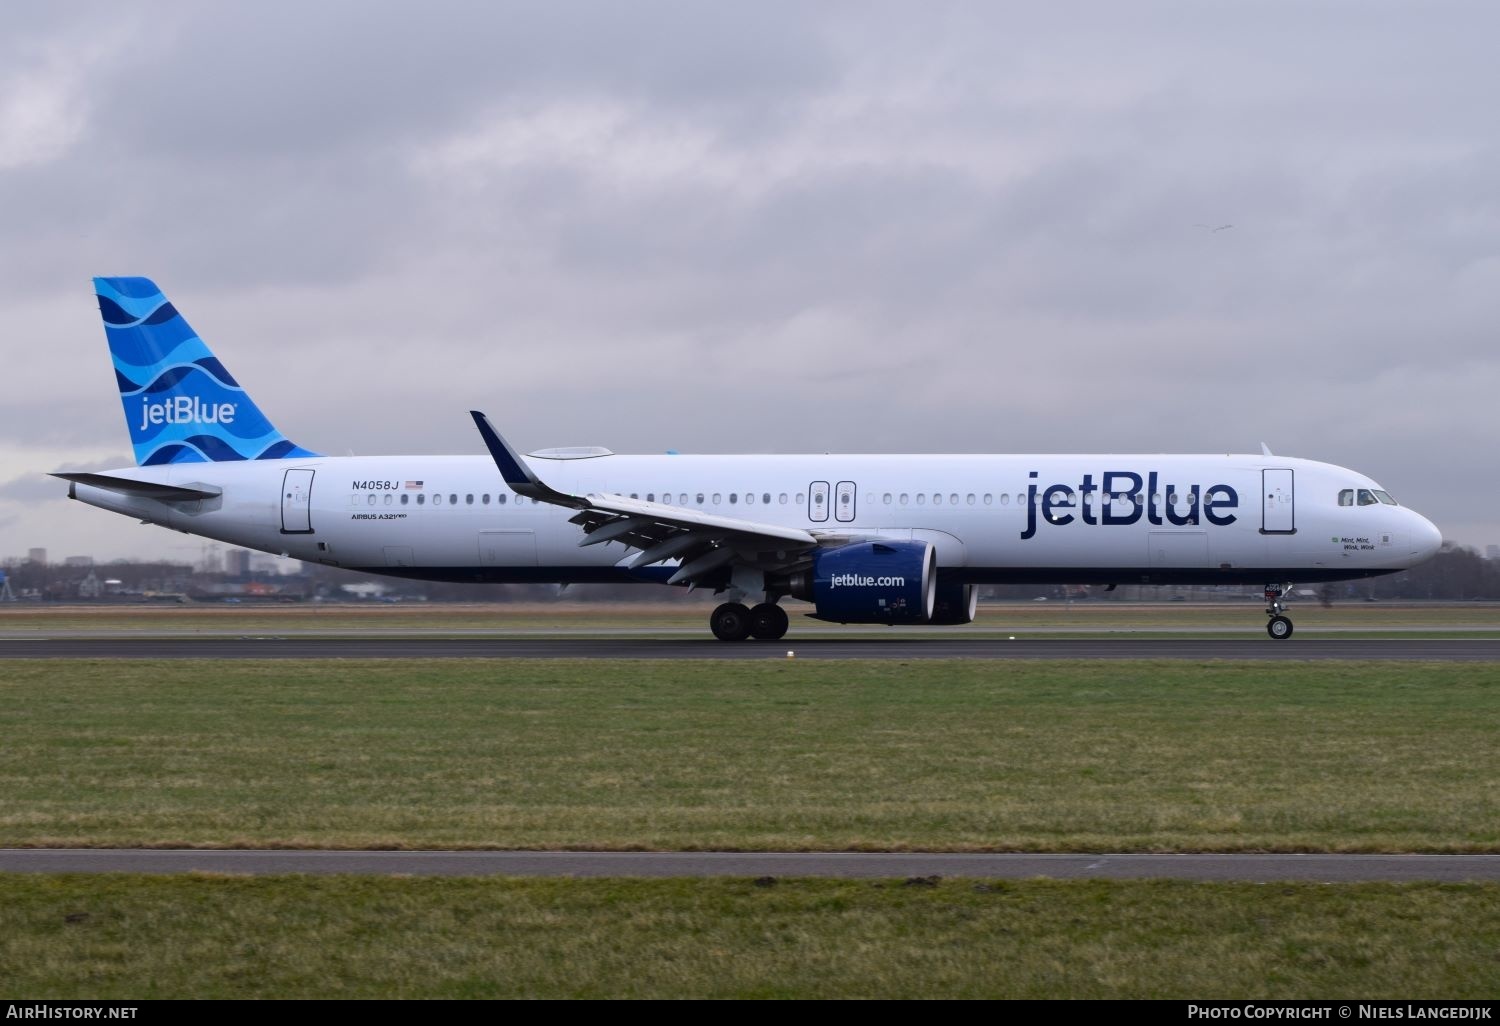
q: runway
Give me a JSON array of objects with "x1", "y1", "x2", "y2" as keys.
[
  {"x1": 3, "y1": 849, "x2": 1498, "y2": 881},
  {"x1": 1, "y1": 636, "x2": 1497, "y2": 660}
]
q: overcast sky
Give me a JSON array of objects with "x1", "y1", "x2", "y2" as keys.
[{"x1": 2, "y1": 1, "x2": 1497, "y2": 563}]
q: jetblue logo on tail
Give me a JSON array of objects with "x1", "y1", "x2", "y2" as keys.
[
  {"x1": 95, "y1": 276, "x2": 318, "y2": 466},
  {"x1": 139, "y1": 396, "x2": 237, "y2": 430}
]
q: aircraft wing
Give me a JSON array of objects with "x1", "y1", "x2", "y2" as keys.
[{"x1": 472, "y1": 411, "x2": 821, "y2": 586}]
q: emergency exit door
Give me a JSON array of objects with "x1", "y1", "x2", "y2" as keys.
[
  {"x1": 809, "y1": 481, "x2": 830, "y2": 522},
  {"x1": 834, "y1": 481, "x2": 857, "y2": 522}
]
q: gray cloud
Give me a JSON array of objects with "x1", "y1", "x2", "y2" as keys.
[{"x1": 0, "y1": 456, "x2": 131, "y2": 501}]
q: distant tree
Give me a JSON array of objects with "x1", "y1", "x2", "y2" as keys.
[{"x1": 1370, "y1": 543, "x2": 1499, "y2": 601}]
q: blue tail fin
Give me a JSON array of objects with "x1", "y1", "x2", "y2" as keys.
[{"x1": 95, "y1": 276, "x2": 319, "y2": 465}]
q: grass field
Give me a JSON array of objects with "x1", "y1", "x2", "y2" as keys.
[
  {"x1": 2, "y1": 658, "x2": 1497, "y2": 851},
  {"x1": 4, "y1": 600, "x2": 1499, "y2": 635},
  {"x1": 5, "y1": 653, "x2": 1497, "y2": 1000},
  {"x1": 2, "y1": 875, "x2": 1498, "y2": 998}
]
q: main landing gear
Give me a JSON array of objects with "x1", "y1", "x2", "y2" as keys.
[
  {"x1": 710, "y1": 602, "x2": 789, "y2": 642},
  {"x1": 1264, "y1": 584, "x2": 1294, "y2": 640}
]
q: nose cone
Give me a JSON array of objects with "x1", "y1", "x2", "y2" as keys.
[{"x1": 1410, "y1": 512, "x2": 1442, "y2": 565}]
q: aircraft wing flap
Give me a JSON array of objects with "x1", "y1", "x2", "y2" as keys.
[{"x1": 580, "y1": 493, "x2": 817, "y2": 547}]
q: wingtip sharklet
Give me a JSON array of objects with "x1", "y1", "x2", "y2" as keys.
[
  {"x1": 469, "y1": 410, "x2": 533, "y2": 487},
  {"x1": 470, "y1": 410, "x2": 585, "y2": 509}
]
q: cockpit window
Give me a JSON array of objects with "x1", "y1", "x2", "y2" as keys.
[
  {"x1": 1338, "y1": 489, "x2": 1354, "y2": 506},
  {"x1": 1373, "y1": 490, "x2": 1397, "y2": 506},
  {"x1": 1357, "y1": 489, "x2": 1379, "y2": 506}
]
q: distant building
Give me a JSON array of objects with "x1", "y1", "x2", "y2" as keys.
[
  {"x1": 249, "y1": 553, "x2": 293, "y2": 575},
  {"x1": 26, "y1": 548, "x2": 46, "y2": 565},
  {"x1": 224, "y1": 549, "x2": 252, "y2": 576},
  {"x1": 63, "y1": 555, "x2": 94, "y2": 568}
]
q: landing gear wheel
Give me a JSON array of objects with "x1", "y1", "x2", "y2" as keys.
[
  {"x1": 711, "y1": 602, "x2": 752, "y2": 642},
  {"x1": 748, "y1": 603, "x2": 790, "y2": 641},
  {"x1": 1267, "y1": 615, "x2": 1294, "y2": 640}
]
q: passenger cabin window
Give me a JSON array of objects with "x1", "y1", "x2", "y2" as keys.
[
  {"x1": 482, "y1": 494, "x2": 490, "y2": 505},
  {"x1": 498, "y1": 494, "x2": 507, "y2": 505},
  {"x1": 417, "y1": 494, "x2": 426, "y2": 505}
]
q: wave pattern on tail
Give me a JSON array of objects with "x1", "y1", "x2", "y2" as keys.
[{"x1": 95, "y1": 277, "x2": 319, "y2": 465}]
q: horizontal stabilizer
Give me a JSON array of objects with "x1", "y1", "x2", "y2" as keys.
[{"x1": 51, "y1": 471, "x2": 222, "y2": 502}]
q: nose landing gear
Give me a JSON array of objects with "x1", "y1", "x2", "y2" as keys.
[{"x1": 1264, "y1": 584, "x2": 1294, "y2": 639}]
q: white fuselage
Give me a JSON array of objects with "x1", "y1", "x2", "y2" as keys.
[{"x1": 69, "y1": 451, "x2": 1442, "y2": 587}]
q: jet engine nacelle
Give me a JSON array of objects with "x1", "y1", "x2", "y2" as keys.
[
  {"x1": 793, "y1": 540, "x2": 937, "y2": 624},
  {"x1": 929, "y1": 582, "x2": 978, "y2": 625}
]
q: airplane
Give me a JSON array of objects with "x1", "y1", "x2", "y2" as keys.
[{"x1": 56, "y1": 276, "x2": 1443, "y2": 641}]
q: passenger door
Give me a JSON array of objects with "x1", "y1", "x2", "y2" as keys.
[
  {"x1": 1261, "y1": 469, "x2": 1295, "y2": 534},
  {"x1": 281, "y1": 469, "x2": 315, "y2": 534}
]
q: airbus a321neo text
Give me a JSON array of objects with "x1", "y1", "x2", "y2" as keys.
[{"x1": 57, "y1": 277, "x2": 1442, "y2": 640}]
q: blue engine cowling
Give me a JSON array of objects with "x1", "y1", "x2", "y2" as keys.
[
  {"x1": 802, "y1": 540, "x2": 936, "y2": 624},
  {"x1": 929, "y1": 583, "x2": 978, "y2": 625}
]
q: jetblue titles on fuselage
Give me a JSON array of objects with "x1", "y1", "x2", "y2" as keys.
[{"x1": 1020, "y1": 470, "x2": 1239, "y2": 540}]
